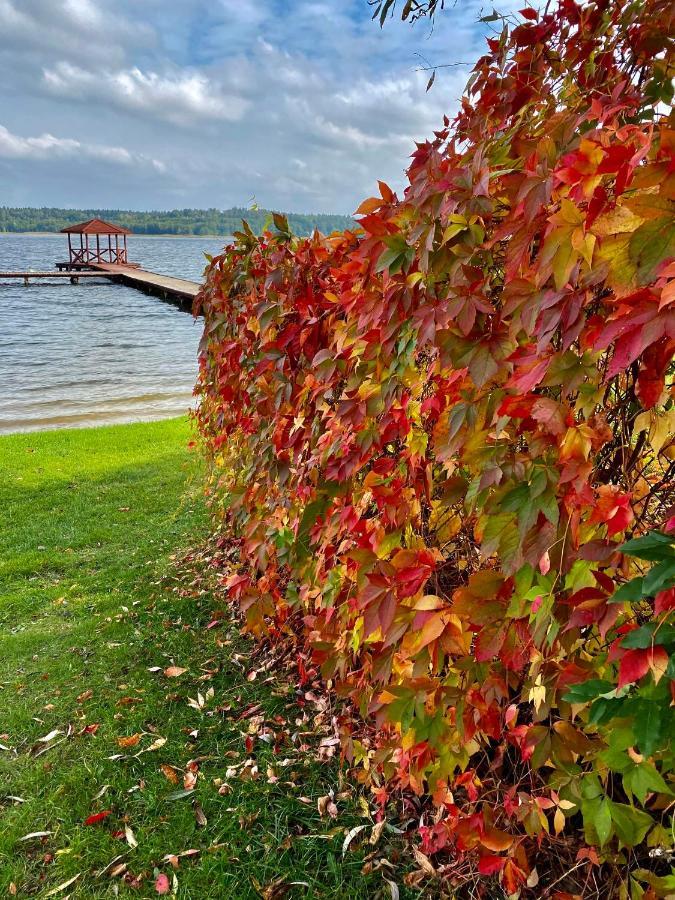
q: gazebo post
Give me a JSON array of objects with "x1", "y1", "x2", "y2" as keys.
[
  {"x1": 67, "y1": 233, "x2": 72, "y2": 266},
  {"x1": 96, "y1": 234, "x2": 100, "y2": 263},
  {"x1": 108, "y1": 234, "x2": 112, "y2": 262},
  {"x1": 123, "y1": 234, "x2": 127, "y2": 264}
]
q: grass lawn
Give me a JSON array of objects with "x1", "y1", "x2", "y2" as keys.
[{"x1": 0, "y1": 418, "x2": 401, "y2": 899}]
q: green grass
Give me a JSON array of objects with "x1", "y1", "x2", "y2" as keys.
[{"x1": 0, "y1": 419, "x2": 399, "y2": 899}]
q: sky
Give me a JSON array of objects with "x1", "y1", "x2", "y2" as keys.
[{"x1": 0, "y1": 0, "x2": 501, "y2": 215}]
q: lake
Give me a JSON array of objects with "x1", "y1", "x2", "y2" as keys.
[{"x1": 0, "y1": 233, "x2": 228, "y2": 434}]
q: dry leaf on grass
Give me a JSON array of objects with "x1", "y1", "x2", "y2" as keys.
[
  {"x1": 117, "y1": 733, "x2": 142, "y2": 749},
  {"x1": 164, "y1": 666, "x2": 187, "y2": 678},
  {"x1": 44, "y1": 873, "x2": 81, "y2": 897},
  {"x1": 160, "y1": 764, "x2": 180, "y2": 784}
]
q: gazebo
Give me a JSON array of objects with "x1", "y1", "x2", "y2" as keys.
[{"x1": 58, "y1": 218, "x2": 134, "y2": 269}]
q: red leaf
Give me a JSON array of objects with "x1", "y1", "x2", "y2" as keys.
[
  {"x1": 479, "y1": 854, "x2": 507, "y2": 875},
  {"x1": 618, "y1": 648, "x2": 651, "y2": 688},
  {"x1": 84, "y1": 810, "x2": 112, "y2": 826},
  {"x1": 519, "y1": 7, "x2": 539, "y2": 19},
  {"x1": 655, "y1": 589, "x2": 675, "y2": 615},
  {"x1": 155, "y1": 873, "x2": 171, "y2": 895}
]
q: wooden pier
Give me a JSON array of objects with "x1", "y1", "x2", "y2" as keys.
[
  {"x1": 0, "y1": 264, "x2": 200, "y2": 306},
  {"x1": 0, "y1": 271, "x2": 110, "y2": 284},
  {"x1": 0, "y1": 219, "x2": 202, "y2": 308},
  {"x1": 93, "y1": 263, "x2": 199, "y2": 304}
]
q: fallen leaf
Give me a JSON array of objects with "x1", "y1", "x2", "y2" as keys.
[
  {"x1": 155, "y1": 873, "x2": 171, "y2": 894},
  {"x1": 125, "y1": 825, "x2": 138, "y2": 848},
  {"x1": 317, "y1": 794, "x2": 337, "y2": 818},
  {"x1": 160, "y1": 764, "x2": 180, "y2": 785},
  {"x1": 19, "y1": 831, "x2": 53, "y2": 841},
  {"x1": 412, "y1": 848, "x2": 436, "y2": 876},
  {"x1": 117, "y1": 733, "x2": 142, "y2": 749},
  {"x1": 165, "y1": 788, "x2": 195, "y2": 801},
  {"x1": 342, "y1": 824, "x2": 368, "y2": 855},
  {"x1": 77, "y1": 689, "x2": 93, "y2": 703},
  {"x1": 370, "y1": 820, "x2": 386, "y2": 845},
  {"x1": 164, "y1": 666, "x2": 187, "y2": 678},
  {"x1": 44, "y1": 873, "x2": 81, "y2": 897},
  {"x1": 84, "y1": 810, "x2": 112, "y2": 826},
  {"x1": 138, "y1": 736, "x2": 167, "y2": 754},
  {"x1": 194, "y1": 802, "x2": 207, "y2": 827},
  {"x1": 38, "y1": 729, "x2": 63, "y2": 743},
  {"x1": 384, "y1": 880, "x2": 400, "y2": 900}
]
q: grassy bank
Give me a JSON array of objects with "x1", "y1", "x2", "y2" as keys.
[{"x1": 0, "y1": 419, "x2": 393, "y2": 898}]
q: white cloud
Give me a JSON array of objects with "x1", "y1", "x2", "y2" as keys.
[
  {"x1": 0, "y1": 0, "x2": 153, "y2": 65},
  {"x1": 0, "y1": 124, "x2": 166, "y2": 172},
  {"x1": 0, "y1": 0, "x2": 503, "y2": 212},
  {"x1": 43, "y1": 63, "x2": 248, "y2": 126}
]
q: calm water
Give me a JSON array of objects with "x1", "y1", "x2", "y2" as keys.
[{"x1": 0, "y1": 233, "x2": 228, "y2": 434}]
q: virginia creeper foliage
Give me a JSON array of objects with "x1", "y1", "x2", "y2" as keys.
[{"x1": 196, "y1": 0, "x2": 675, "y2": 892}]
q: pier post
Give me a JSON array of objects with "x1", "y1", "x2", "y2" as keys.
[
  {"x1": 70, "y1": 275, "x2": 79, "y2": 285},
  {"x1": 24, "y1": 276, "x2": 29, "y2": 286}
]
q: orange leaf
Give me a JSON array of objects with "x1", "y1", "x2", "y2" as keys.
[
  {"x1": 117, "y1": 733, "x2": 141, "y2": 749},
  {"x1": 480, "y1": 826, "x2": 514, "y2": 852},
  {"x1": 164, "y1": 666, "x2": 187, "y2": 678},
  {"x1": 354, "y1": 197, "x2": 382, "y2": 216},
  {"x1": 160, "y1": 764, "x2": 179, "y2": 785}
]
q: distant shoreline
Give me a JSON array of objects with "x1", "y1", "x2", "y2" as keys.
[{"x1": 0, "y1": 231, "x2": 233, "y2": 240}]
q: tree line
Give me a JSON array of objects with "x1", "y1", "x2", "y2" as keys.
[{"x1": 0, "y1": 207, "x2": 356, "y2": 237}]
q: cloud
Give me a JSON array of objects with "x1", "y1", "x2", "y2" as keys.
[
  {"x1": 0, "y1": 0, "x2": 153, "y2": 65},
  {"x1": 42, "y1": 63, "x2": 248, "y2": 126},
  {"x1": 0, "y1": 0, "x2": 503, "y2": 212},
  {"x1": 0, "y1": 124, "x2": 166, "y2": 172}
]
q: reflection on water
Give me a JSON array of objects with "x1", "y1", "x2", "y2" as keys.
[{"x1": 0, "y1": 233, "x2": 228, "y2": 434}]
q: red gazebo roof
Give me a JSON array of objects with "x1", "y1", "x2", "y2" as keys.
[{"x1": 60, "y1": 218, "x2": 132, "y2": 235}]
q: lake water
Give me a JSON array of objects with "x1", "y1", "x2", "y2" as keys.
[{"x1": 0, "y1": 233, "x2": 228, "y2": 434}]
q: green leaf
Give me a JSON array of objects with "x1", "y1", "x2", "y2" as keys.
[
  {"x1": 609, "y1": 801, "x2": 653, "y2": 847},
  {"x1": 619, "y1": 531, "x2": 674, "y2": 562},
  {"x1": 467, "y1": 343, "x2": 499, "y2": 387},
  {"x1": 595, "y1": 798, "x2": 612, "y2": 846},
  {"x1": 621, "y1": 623, "x2": 675, "y2": 650},
  {"x1": 629, "y1": 216, "x2": 675, "y2": 285},
  {"x1": 609, "y1": 576, "x2": 645, "y2": 604},
  {"x1": 589, "y1": 696, "x2": 625, "y2": 725},
  {"x1": 537, "y1": 490, "x2": 560, "y2": 527},
  {"x1": 272, "y1": 211, "x2": 290, "y2": 235},
  {"x1": 631, "y1": 699, "x2": 667, "y2": 757},
  {"x1": 562, "y1": 679, "x2": 614, "y2": 703},
  {"x1": 376, "y1": 248, "x2": 404, "y2": 274},
  {"x1": 501, "y1": 483, "x2": 530, "y2": 513},
  {"x1": 623, "y1": 763, "x2": 672, "y2": 805},
  {"x1": 643, "y1": 558, "x2": 675, "y2": 596}
]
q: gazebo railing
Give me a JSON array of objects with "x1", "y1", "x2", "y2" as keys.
[{"x1": 66, "y1": 234, "x2": 128, "y2": 266}]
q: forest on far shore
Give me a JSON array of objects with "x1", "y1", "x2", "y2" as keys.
[{"x1": 0, "y1": 206, "x2": 356, "y2": 237}]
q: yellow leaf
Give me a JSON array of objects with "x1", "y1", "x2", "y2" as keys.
[{"x1": 592, "y1": 204, "x2": 644, "y2": 236}]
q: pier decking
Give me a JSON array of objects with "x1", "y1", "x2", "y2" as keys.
[
  {"x1": 0, "y1": 271, "x2": 109, "y2": 277},
  {"x1": 93, "y1": 263, "x2": 200, "y2": 303},
  {"x1": 0, "y1": 263, "x2": 200, "y2": 307}
]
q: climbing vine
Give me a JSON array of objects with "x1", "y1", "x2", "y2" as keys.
[{"x1": 195, "y1": 0, "x2": 675, "y2": 893}]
